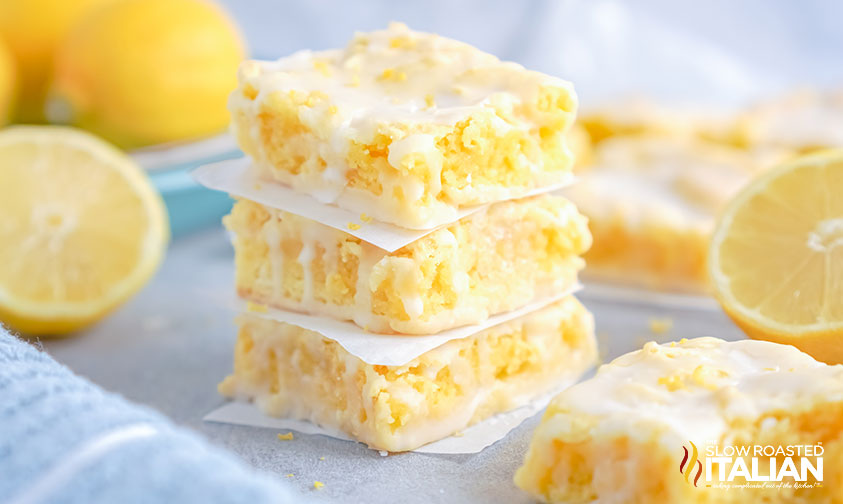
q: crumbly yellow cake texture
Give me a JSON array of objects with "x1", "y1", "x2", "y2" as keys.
[
  {"x1": 515, "y1": 337, "x2": 843, "y2": 503},
  {"x1": 229, "y1": 22, "x2": 578, "y2": 229},
  {"x1": 218, "y1": 296, "x2": 596, "y2": 452},
  {"x1": 742, "y1": 89, "x2": 843, "y2": 153},
  {"x1": 223, "y1": 193, "x2": 591, "y2": 334},
  {"x1": 568, "y1": 122, "x2": 594, "y2": 171},
  {"x1": 564, "y1": 136, "x2": 783, "y2": 292}
]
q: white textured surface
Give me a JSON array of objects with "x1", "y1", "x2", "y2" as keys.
[{"x1": 42, "y1": 229, "x2": 745, "y2": 503}]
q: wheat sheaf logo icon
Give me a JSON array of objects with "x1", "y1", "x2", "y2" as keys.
[{"x1": 680, "y1": 441, "x2": 703, "y2": 487}]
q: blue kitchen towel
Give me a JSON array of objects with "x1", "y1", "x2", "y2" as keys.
[{"x1": 0, "y1": 328, "x2": 303, "y2": 504}]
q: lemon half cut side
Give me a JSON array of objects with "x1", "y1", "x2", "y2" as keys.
[
  {"x1": 709, "y1": 149, "x2": 843, "y2": 362},
  {"x1": 0, "y1": 126, "x2": 168, "y2": 335}
]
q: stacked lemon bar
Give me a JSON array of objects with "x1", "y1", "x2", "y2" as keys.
[{"x1": 205, "y1": 24, "x2": 598, "y2": 452}]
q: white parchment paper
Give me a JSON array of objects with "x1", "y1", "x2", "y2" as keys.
[
  {"x1": 237, "y1": 285, "x2": 579, "y2": 367},
  {"x1": 204, "y1": 381, "x2": 571, "y2": 455},
  {"x1": 192, "y1": 157, "x2": 575, "y2": 252}
]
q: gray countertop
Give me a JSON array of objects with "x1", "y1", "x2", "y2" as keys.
[{"x1": 43, "y1": 228, "x2": 744, "y2": 503}]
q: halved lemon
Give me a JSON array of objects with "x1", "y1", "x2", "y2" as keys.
[
  {"x1": 709, "y1": 149, "x2": 843, "y2": 363},
  {"x1": 0, "y1": 126, "x2": 168, "y2": 335}
]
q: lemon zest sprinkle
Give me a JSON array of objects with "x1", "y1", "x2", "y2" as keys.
[
  {"x1": 648, "y1": 317, "x2": 674, "y2": 335},
  {"x1": 247, "y1": 302, "x2": 268, "y2": 313}
]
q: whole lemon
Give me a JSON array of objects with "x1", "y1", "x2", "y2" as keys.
[
  {"x1": 0, "y1": 37, "x2": 14, "y2": 124},
  {"x1": 0, "y1": 0, "x2": 116, "y2": 123},
  {"x1": 49, "y1": 0, "x2": 246, "y2": 149}
]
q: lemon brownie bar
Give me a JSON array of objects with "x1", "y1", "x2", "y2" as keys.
[
  {"x1": 578, "y1": 98, "x2": 747, "y2": 153},
  {"x1": 516, "y1": 337, "x2": 843, "y2": 503},
  {"x1": 219, "y1": 296, "x2": 596, "y2": 452},
  {"x1": 564, "y1": 136, "x2": 782, "y2": 292},
  {"x1": 224, "y1": 193, "x2": 591, "y2": 334},
  {"x1": 742, "y1": 88, "x2": 843, "y2": 154},
  {"x1": 229, "y1": 22, "x2": 577, "y2": 229},
  {"x1": 579, "y1": 99, "x2": 699, "y2": 146}
]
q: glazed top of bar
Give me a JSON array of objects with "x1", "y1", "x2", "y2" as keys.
[
  {"x1": 553, "y1": 337, "x2": 843, "y2": 444},
  {"x1": 237, "y1": 22, "x2": 573, "y2": 134},
  {"x1": 567, "y1": 138, "x2": 765, "y2": 229},
  {"x1": 747, "y1": 89, "x2": 843, "y2": 148}
]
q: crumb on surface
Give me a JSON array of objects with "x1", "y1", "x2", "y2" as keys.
[
  {"x1": 313, "y1": 481, "x2": 325, "y2": 490},
  {"x1": 286, "y1": 474, "x2": 294, "y2": 478},
  {"x1": 277, "y1": 432, "x2": 294, "y2": 441},
  {"x1": 347, "y1": 222, "x2": 361, "y2": 230},
  {"x1": 648, "y1": 317, "x2": 674, "y2": 335},
  {"x1": 247, "y1": 302, "x2": 268, "y2": 313},
  {"x1": 319, "y1": 456, "x2": 325, "y2": 461},
  {"x1": 141, "y1": 316, "x2": 170, "y2": 332},
  {"x1": 378, "y1": 450, "x2": 389, "y2": 457},
  {"x1": 360, "y1": 212, "x2": 373, "y2": 223}
]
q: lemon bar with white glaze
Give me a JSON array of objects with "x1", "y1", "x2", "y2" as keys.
[
  {"x1": 564, "y1": 136, "x2": 786, "y2": 292},
  {"x1": 218, "y1": 296, "x2": 596, "y2": 452},
  {"x1": 223, "y1": 193, "x2": 591, "y2": 335},
  {"x1": 742, "y1": 88, "x2": 843, "y2": 153},
  {"x1": 577, "y1": 98, "x2": 748, "y2": 153},
  {"x1": 515, "y1": 337, "x2": 843, "y2": 503},
  {"x1": 228, "y1": 22, "x2": 577, "y2": 230}
]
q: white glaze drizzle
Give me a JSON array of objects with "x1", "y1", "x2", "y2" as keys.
[{"x1": 229, "y1": 22, "x2": 575, "y2": 229}]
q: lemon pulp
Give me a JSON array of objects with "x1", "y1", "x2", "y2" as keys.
[
  {"x1": 0, "y1": 126, "x2": 168, "y2": 335},
  {"x1": 710, "y1": 150, "x2": 843, "y2": 362}
]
